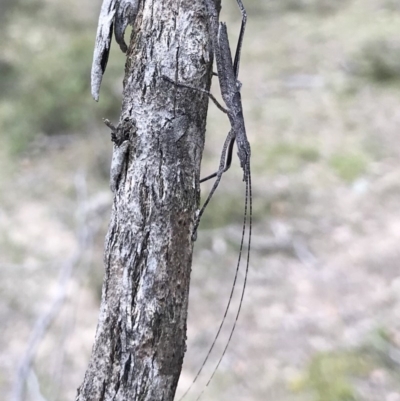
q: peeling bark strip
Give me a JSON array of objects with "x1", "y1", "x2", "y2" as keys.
[
  {"x1": 77, "y1": 1, "x2": 216, "y2": 401},
  {"x1": 91, "y1": 0, "x2": 116, "y2": 101},
  {"x1": 91, "y1": 0, "x2": 139, "y2": 101},
  {"x1": 115, "y1": 0, "x2": 140, "y2": 52}
]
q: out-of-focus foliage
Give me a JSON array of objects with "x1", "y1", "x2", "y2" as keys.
[
  {"x1": 353, "y1": 39, "x2": 400, "y2": 83},
  {"x1": 260, "y1": 142, "x2": 320, "y2": 173},
  {"x1": 0, "y1": 0, "x2": 125, "y2": 153},
  {"x1": 0, "y1": 0, "x2": 22, "y2": 23},
  {"x1": 329, "y1": 151, "x2": 369, "y2": 182},
  {"x1": 291, "y1": 328, "x2": 400, "y2": 401},
  {"x1": 294, "y1": 350, "x2": 371, "y2": 401}
]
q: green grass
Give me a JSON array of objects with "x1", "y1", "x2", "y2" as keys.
[
  {"x1": 354, "y1": 38, "x2": 400, "y2": 83},
  {"x1": 256, "y1": 142, "x2": 320, "y2": 174},
  {"x1": 291, "y1": 350, "x2": 372, "y2": 401},
  {"x1": 0, "y1": 5, "x2": 124, "y2": 154},
  {"x1": 329, "y1": 151, "x2": 369, "y2": 182}
]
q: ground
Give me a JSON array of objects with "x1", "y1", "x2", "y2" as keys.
[{"x1": 1, "y1": 1, "x2": 400, "y2": 400}]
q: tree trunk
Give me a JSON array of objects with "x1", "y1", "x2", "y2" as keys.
[{"x1": 76, "y1": 1, "x2": 217, "y2": 400}]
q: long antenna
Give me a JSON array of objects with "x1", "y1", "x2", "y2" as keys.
[
  {"x1": 195, "y1": 168, "x2": 252, "y2": 401},
  {"x1": 177, "y1": 174, "x2": 250, "y2": 401},
  {"x1": 175, "y1": 0, "x2": 252, "y2": 398}
]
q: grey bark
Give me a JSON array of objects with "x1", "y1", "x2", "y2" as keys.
[{"x1": 76, "y1": 1, "x2": 217, "y2": 400}]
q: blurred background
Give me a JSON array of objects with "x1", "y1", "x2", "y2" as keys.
[{"x1": 1, "y1": 0, "x2": 400, "y2": 400}]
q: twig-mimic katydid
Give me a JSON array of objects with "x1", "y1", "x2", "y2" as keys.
[{"x1": 164, "y1": 0, "x2": 252, "y2": 399}]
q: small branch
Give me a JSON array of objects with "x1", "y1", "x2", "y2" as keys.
[
  {"x1": 223, "y1": 224, "x2": 318, "y2": 266},
  {"x1": 27, "y1": 370, "x2": 48, "y2": 401},
  {"x1": 11, "y1": 172, "x2": 92, "y2": 401},
  {"x1": 225, "y1": 227, "x2": 292, "y2": 254},
  {"x1": 292, "y1": 237, "x2": 318, "y2": 268}
]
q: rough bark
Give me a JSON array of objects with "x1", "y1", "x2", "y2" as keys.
[{"x1": 76, "y1": 1, "x2": 217, "y2": 400}]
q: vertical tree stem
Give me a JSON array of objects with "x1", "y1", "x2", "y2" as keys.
[{"x1": 76, "y1": 1, "x2": 218, "y2": 400}]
